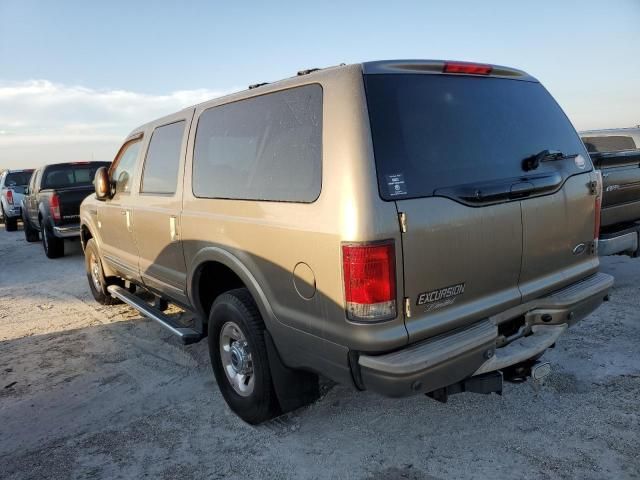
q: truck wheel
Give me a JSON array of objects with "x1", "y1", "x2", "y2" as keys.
[
  {"x1": 208, "y1": 288, "x2": 280, "y2": 424},
  {"x1": 23, "y1": 217, "x2": 39, "y2": 242},
  {"x1": 42, "y1": 224, "x2": 64, "y2": 258},
  {"x1": 5, "y1": 217, "x2": 17, "y2": 232},
  {"x1": 84, "y1": 239, "x2": 121, "y2": 305}
]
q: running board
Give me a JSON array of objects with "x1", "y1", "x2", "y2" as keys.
[{"x1": 107, "y1": 285, "x2": 203, "y2": 345}]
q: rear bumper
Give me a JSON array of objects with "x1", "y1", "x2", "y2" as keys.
[
  {"x1": 3, "y1": 205, "x2": 21, "y2": 219},
  {"x1": 357, "y1": 272, "x2": 613, "y2": 397},
  {"x1": 53, "y1": 224, "x2": 81, "y2": 238},
  {"x1": 598, "y1": 223, "x2": 640, "y2": 257}
]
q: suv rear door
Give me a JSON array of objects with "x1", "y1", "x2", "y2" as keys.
[{"x1": 364, "y1": 64, "x2": 596, "y2": 342}]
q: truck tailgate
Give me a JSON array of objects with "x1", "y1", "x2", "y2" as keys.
[
  {"x1": 54, "y1": 186, "x2": 95, "y2": 225},
  {"x1": 592, "y1": 150, "x2": 640, "y2": 228}
]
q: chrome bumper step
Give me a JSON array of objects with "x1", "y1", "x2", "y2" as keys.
[{"x1": 107, "y1": 285, "x2": 202, "y2": 345}]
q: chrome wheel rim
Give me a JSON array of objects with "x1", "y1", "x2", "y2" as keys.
[
  {"x1": 89, "y1": 253, "x2": 102, "y2": 291},
  {"x1": 219, "y1": 321, "x2": 255, "y2": 397}
]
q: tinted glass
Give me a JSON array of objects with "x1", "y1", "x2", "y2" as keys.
[
  {"x1": 111, "y1": 140, "x2": 142, "y2": 194},
  {"x1": 581, "y1": 135, "x2": 637, "y2": 153},
  {"x1": 365, "y1": 74, "x2": 589, "y2": 200},
  {"x1": 141, "y1": 121, "x2": 185, "y2": 194},
  {"x1": 43, "y1": 162, "x2": 110, "y2": 189},
  {"x1": 5, "y1": 171, "x2": 33, "y2": 188},
  {"x1": 193, "y1": 84, "x2": 322, "y2": 202}
]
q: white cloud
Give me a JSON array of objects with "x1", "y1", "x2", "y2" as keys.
[{"x1": 0, "y1": 80, "x2": 231, "y2": 169}]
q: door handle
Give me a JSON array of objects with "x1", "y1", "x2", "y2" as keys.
[
  {"x1": 170, "y1": 216, "x2": 179, "y2": 242},
  {"x1": 121, "y1": 209, "x2": 132, "y2": 231}
]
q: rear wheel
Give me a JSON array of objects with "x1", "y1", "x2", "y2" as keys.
[
  {"x1": 85, "y1": 239, "x2": 121, "y2": 305},
  {"x1": 23, "y1": 216, "x2": 39, "y2": 242},
  {"x1": 42, "y1": 223, "x2": 64, "y2": 258},
  {"x1": 5, "y1": 217, "x2": 17, "y2": 232},
  {"x1": 208, "y1": 288, "x2": 280, "y2": 424}
]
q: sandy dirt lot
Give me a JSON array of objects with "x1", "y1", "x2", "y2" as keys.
[{"x1": 0, "y1": 226, "x2": 639, "y2": 480}]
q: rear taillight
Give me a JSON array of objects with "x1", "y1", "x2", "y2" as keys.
[
  {"x1": 593, "y1": 170, "x2": 603, "y2": 240},
  {"x1": 443, "y1": 61, "x2": 492, "y2": 75},
  {"x1": 5, "y1": 189, "x2": 13, "y2": 205},
  {"x1": 342, "y1": 241, "x2": 397, "y2": 322},
  {"x1": 50, "y1": 193, "x2": 61, "y2": 222}
]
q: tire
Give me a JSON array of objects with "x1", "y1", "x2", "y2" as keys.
[
  {"x1": 208, "y1": 288, "x2": 280, "y2": 424},
  {"x1": 42, "y1": 223, "x2": 64, "y2": 258},
  {"x1": 5, "y1": 217, "x2": 17, "y2": 232},
  {"x1": 23, "y1": 216, "x2": 39, "y2": 242},
  {"x1": 84, "y1": 238, "x2": 122, "y2": 305}
]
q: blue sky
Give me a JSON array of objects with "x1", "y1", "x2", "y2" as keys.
[{"x1": 1, "y1": 0, "x2": 639, "y2": 168}]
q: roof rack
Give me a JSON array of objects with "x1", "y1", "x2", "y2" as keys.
[
  {"x1": 248, "y1": 82, "x2": 269, "y2": 90},
  {"x1": 297, "y1": 68, "x2": 320, "y2": 76}
]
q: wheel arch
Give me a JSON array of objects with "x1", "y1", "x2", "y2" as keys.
[{"x1": 187, "y1": 247, "x2": 278, "y2": 333}]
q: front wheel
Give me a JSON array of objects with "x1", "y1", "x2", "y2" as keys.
[
  {"x1": 84, "y1": 239, "x2": 122, "y2": 305},
  {"x1": 208, "y1": 288, "x2": 280, "y2": 424},
  {"x1": 5, "y1": 217, "x2": 17, "y2": 232},
  {"x1": 23, "y1": 216, "x2": 39, "y2": 242}
]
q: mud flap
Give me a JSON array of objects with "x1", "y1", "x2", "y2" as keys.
[{"x1": 264, "y1": 330, "x2": 320, "y2": 413}]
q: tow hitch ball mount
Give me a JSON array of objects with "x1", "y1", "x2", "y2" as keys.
[{"x1": 426, "y1": 361, "x2": 552, "y2": 403}]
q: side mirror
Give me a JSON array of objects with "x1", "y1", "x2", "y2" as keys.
[
  {"x1": 24, "y1": 187, "x2": 29, "y2": 195},
  {"x1": 94, "y1": 167, "x2": 110, "y2": 200}
]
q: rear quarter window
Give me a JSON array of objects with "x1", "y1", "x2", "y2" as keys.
[{"x1": 192, "y1": 84, "x2": 322, "y2": 203}]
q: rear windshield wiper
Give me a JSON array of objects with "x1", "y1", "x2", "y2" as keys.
[{"x1": 522, "y1": 150, "x2": 577, "y2": 171}]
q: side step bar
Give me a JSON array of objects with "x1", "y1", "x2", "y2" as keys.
[{"x1": 107, "y1": 285, "x2": 202, "y2": 345}]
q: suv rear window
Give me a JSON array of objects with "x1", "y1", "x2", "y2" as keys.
[
  {"x1": 193, "y1": 84, "x2": 322, "y2": 203},
  {"x1": 43, "y1": 163, "x2": 110, "y2": 189},
  {"x1": 581, "y1": 135, "x2": 637, "y2": 153},
  {"x1": 365, "y1": 74, "x2": 588, "y2": 200}
]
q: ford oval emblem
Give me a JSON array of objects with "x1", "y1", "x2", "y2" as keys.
[
  {"x1": 573, "y1": 243, "x2": 587, "y2": 255},
  {"x1": 574, "y1": 154, "x2": 586, "y2": 169}
]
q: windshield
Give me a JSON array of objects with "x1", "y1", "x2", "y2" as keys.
[
  {"x1": 365, "y1": 74, "x2": 590, "y2": 200},
  {"x1": 42, "y1": 163, "x2": 110, "y2": 189}
]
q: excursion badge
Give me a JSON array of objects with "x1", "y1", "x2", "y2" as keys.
[{"x1": 417, "y1": 282, "x2": 466, "y2": 311}]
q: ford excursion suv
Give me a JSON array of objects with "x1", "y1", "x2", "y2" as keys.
[
  {"x1": 81, "y1": 60, "x2": 613, "y2": 424},
  {"x1": 581, "y1": 127, "x2": 640, "y2": 257}
]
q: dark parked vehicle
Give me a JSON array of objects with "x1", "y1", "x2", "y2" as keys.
[
  {"x1": 581, "y1": 127, "x2": 640, "y2": 257},
  {"x1": 22, "y1": 161, "x2": 110, "y2": 258}
]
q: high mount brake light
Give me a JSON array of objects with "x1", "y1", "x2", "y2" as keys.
[
  {"x1": 50, "y1": 193, "x2": 61, "y2": 222},
  {"x1": 6, "y1": 189, "x2": 13, "y2": 204},
  {"x1": 342, "y1": 241, "x2": 397, "y2": 322},
  {"x1": 443, "y1": 62, "x2": 492, "y2": 75}
]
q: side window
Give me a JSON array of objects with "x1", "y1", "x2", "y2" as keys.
[
  {"x1": 193, "y1": 84, "x2": 322, "y2": 203},
  {"x1": 141, "y1": 121, "x2": 186, "y2": 194},
  {"x1": 110, "y1": 138, "x2": 142, "y2": 194}
]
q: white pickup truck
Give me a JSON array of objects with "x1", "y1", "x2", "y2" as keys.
[{"x1": 0, "y1": 169, "x2": 34, "y2": 231}]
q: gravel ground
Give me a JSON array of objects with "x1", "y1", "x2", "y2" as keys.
[{"x1": 0, "y1": 226, "x2": 639, "y2": 480}]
